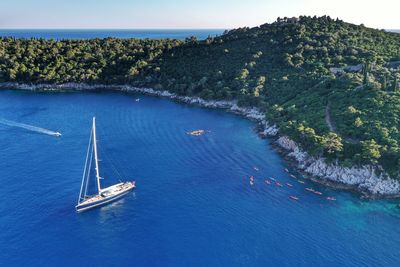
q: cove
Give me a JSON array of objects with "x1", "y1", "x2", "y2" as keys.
[{"x1": 0, "y1": 89, "x2": 399, "y2": 266}]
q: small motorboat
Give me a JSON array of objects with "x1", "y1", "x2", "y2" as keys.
[
  {"x1": 284, "y1": 168, "x2": 289, "y2": 173},
  {"x1": 135, "y1": 98, "x2": 140, "y2": 102},
  {"x1": 265, "y1": 179, "x2": 271, "y2": 185},
  {"x1": 290, "y1": 174, "x2": 296, "y2": 179},
  {"x1": 289, "y1": 196, "x2": 299, "y2": 201},
  {"x1": 305, "y1": 188, "x2": 314, "y2": 192},
  {"x1": 270, "y1": 177, "x2": 276, "y2": 181},
  {"x1": 313, "y1": 191, "x2": 323, "y2": 196},
  {"x1": 298, "y1": 180, "x2": 305, "y2": 184},
  {"x1": 54, "y1": 132, "x2": 62, "y2": 137},
  {"x1": 326, "y1": 197, "x2": 336, "y2": 201},
  {"x1": 253, "y1": 167, "x2": 259, "y2": 171},
  {"x1": 276, "y1": 182, "x2": 283, "y2": 187},
  {"x1": 187, "y1": 129, "x2": 205, "y2": 136},
  {"x1": 286, "y1": 183, "x2": 293, "y2": 187}
]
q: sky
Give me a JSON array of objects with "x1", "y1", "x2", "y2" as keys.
[{"x1": 0, "y1": 0, "x2": 399, "y2": 29}]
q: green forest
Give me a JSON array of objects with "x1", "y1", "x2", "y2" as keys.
[{"x1": 0, "y1": 16, "x2": 400, "y2": 177}]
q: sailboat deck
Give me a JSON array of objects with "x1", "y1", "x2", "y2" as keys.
[{"x1": 78, "y1": 181, "x2": 135, "y2": 206}]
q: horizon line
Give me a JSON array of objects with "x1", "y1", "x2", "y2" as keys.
[{"x1": 0, "y1": 27, "x2": 229, "y2": 30}]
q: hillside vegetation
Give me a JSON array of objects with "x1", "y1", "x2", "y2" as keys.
[{"x1": 0, "y1": 16, "x2": 400, "y2": 177}]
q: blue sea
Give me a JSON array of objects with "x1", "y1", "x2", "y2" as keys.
[
  {"x1": 0, "y1": 89, "x2": 400, "y2": 266},
  {"x1": 0, "y1": 29, "x2": 225, "y2": 40}
]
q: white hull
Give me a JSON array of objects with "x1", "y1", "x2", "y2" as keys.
[{"x1": 76, "y1": 181, "x2": 135, "y2": 212}]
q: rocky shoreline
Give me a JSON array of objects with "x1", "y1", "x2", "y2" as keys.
[{"x1": 1, "y1": 82, "x2": 400, "y2": 198}]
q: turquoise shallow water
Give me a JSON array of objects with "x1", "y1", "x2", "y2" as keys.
[{"x1": 0, "y1": 90, "x2": 399, "y2": 266}]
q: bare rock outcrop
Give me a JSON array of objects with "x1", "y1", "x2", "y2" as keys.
[{"x1": 2, "y1": 82, "x2": 399, "y2": 197}]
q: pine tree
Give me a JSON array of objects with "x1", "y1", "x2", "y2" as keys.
[
  {"x1": 363, "y1": 62, "x2": 369, "y2": 85},
  {"x1": 381, "y1": 73, "x2": 387, "y2": 90}
]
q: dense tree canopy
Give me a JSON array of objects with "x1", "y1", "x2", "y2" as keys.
[
  {"x1": 0, "y1": 38, "x2": 182, "y2": 83},
  {"x1": 1, "y1": 16, "x2": 400, "y2": 177}
]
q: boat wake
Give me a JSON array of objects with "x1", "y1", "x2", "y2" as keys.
[{"x1": 0, "y1": 118, "x2": 61, "y2": 137}]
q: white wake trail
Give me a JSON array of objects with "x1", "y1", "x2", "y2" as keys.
[{"x1": 0, "y1": 118, "x2": 62, "y2": 137}]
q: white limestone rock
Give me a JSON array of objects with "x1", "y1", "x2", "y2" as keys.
[
  {"x1": 3, "y1": 82, "x2": 400, "y2": 197},
  {"x1": 277, "y1": 136, "x2": 400, "y2": 195}
]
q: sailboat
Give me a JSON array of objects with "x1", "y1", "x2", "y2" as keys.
[{"x1": 76, "y1": 117, "x2": 136, "y2": 212}]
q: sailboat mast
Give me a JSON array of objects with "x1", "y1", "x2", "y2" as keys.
[
  {"x1": 77, "y1": 127, "x2": 93, "y2": 204},
  {"x1": 92, "y1": 117, "x2": 102, "y2": 194}
]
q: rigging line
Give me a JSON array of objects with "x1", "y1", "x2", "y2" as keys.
[
  {"x1": 78, "y1": 127, "x2": 93, "y2": 204},
  {"x1": 97, "y1": 126, "x2": 127, "y2": 181},
  {"x1": 84, "y1": 141, "x2": 94, "y2": 199},
  {"x1": 103, "y1": 148, "x2": 125, "y2": 181}
]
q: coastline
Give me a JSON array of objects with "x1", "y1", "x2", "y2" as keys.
[{"x1": 1, "y1": 82, "x2": 400, "y2": 199}]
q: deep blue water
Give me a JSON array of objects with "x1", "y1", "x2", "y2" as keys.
[
  {"x1": 0, "y1": 29, "x2": 225, "y2": 40},
  {"x1": 0, "y1": 90, "x2": 400, "y2": 266}
]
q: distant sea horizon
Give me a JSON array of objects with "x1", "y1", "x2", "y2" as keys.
[
  {"x1": 0, "y1": 28, "x2": 398, "y2": 40},
  {"x1": 0, "y1": 29, "x2": 226, "y2": 40}
]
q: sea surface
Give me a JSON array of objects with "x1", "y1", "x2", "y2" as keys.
[
  {"x1": 0, "y1": 89, "x2": 400, "y2": 266},
  {"x1": 0, "y1": 29, "x2": 225, "y2": 40}
]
